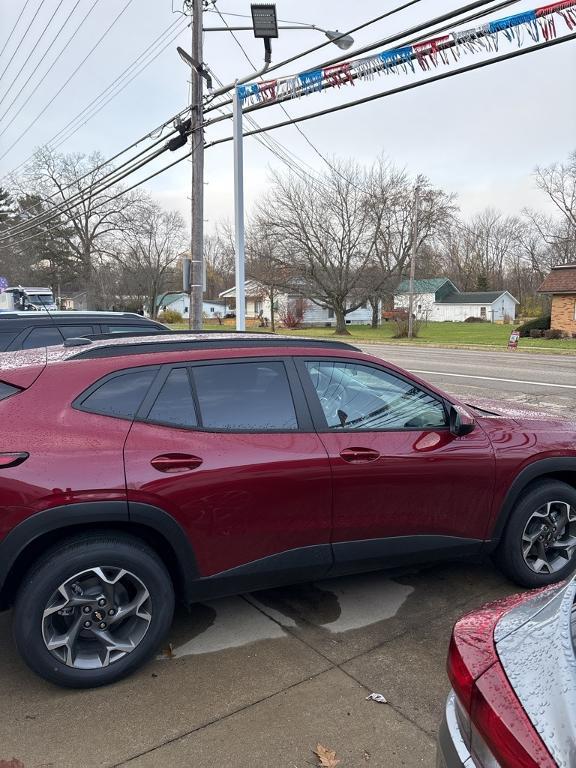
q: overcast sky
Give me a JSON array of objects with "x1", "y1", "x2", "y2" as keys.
[{"x1": 0, "y1": 0, "x2": 574, "y2": 231}]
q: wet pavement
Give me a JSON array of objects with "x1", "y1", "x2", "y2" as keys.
[{"x1": 0, "y1": 562, "x2": 514, "y2": 768}]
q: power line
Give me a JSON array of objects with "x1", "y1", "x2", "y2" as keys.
[
  {"x1": 210, "y1": 1, "x2": 357, "y2": 189},
  {"x1": 0, "y1": 0, "x2": 49, "y2": 84},
  {"x1": 0, "y1": 0, "x2": 84, "y2": 125},
  {"x1": 0, "y1": 0, "x2": 67, "y2": 108},
  {"x1": 0, "y1": 14, "x2": 188, "y2": 180},
  {"x1": 0, "y1": 0, "x2": 136, "y2": 163},
  {"x1": 206, "y1": 33, "x2": 576, "y2": 150},
  {"x1": 203, "y1": 0, "x2": 520, "y2": 115},
  {"x1": 4, "y1": 142, "x2": 199, "y2": 249},
  {"x1": 46, "y1": 19, "x2": 189, "y2": 152},
  {"x1": 0, "y1": 0, "x2": 33, "y2": 61}
]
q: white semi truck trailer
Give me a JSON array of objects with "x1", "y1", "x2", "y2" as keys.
[{"x1": 0, "y1": 286, "x2": 58, "y2": 312}]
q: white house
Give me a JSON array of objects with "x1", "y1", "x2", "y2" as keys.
[
  {"x1": 394, "y1": 278, "x2": 518, "y2": 322},
  {"x1": 219, "y1": 281, "x2": 379, "y2": 326},
  {"x1": 156, "y1": 292, "x2": 227, "y2": 318}
]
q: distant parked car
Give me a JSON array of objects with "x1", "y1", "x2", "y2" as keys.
[
  {"x1": 1, "y1": 332, "x2": 576, "y2": 687},
  {"x1": 382, "y1": 309, "x2": 408, "y2": 322},
  {"x1": 438, "y1": 577, "x2": 576, "y2": 767},
  {"x1": 0, "y1": 311, "x2": 167, "y2": 351}
]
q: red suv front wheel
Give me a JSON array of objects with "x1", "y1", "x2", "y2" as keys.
[{"x1": 13, "y1": 532, "x2": 174, "y2": 688}]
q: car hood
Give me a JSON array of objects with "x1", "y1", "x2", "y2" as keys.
[
  {"x1": 465, "y1": 397, "x2": 576, "y2": 429},
  {"x1": 495, "y1": 578, "x2": 576, "y2": 768}
]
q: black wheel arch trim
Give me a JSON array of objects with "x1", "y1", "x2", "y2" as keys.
[
  {"x1": 489, "y1": 457, "x2": 576, "y2": 546},
  {"x1": 0, "y1": 501, "x2": 199, "y2": 608}
]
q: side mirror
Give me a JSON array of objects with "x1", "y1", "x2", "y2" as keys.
[{"x1": 449, "y1": 404, "x2": 476, "y2": 437}]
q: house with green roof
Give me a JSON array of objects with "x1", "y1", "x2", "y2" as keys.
[
  {"x1": 155, "y1": 292, "x2": 227, "y2": 318},
  {"x1": 394, "y1": 278, "x2": 518, "y2": 322}
]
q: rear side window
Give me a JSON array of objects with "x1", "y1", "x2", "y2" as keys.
[
  {"x1": 77, "y1": 368, "x2": 157, "y2": 419},
  {"x1": 21, "y1": 325, "x2": 94, "y2": 350},
  {"x1": 0, "y1": 332, "x2": 16, "y2": 352},
  {"x1": 147, "y1": 368, "x2": 197, "y2": 428},
  {"x1": 192, "y1": 361, "x2": 298, "y2": 431},
  {"x1": 0, "y1": 381, "x2": 22, "y2": 401}
]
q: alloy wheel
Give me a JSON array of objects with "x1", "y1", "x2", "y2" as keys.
[
  {"x1": 521, "y1": 500, "x2": 576, "y2": 574},
  {"x1": 41, "y1": 566, "x2": 152, "y2": 669}
]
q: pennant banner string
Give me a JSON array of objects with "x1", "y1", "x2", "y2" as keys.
[{"x1": 237, "y1": 1, "x2": 576, "y2": 104}]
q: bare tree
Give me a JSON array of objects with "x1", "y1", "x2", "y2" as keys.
[
  {"x1": 257, "y1": 160, "x2": 388, "y2": 334},
  {"x1": 13, "y1": 148, "x2": 142, "y2": 307},
  {"x1": 204, "y1": 223, "x2": 235, "y2": 299},
  {"x1": 246, "y1": 220, "x2": 292, "y2": 332},
  {"x1": 112, "y1": 197, "x2": 187, "y2": 316}
]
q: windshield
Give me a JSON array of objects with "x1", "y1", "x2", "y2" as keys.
[{"x1": 27, "y1": 294, "x2": 55, "y2": 306}]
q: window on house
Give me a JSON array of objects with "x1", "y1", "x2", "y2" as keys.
[
  {"x1": 328, "y1": 308, "x2": 334, "y2": 319},
  {"x1": 480, "y1": 307, "x2": 486, "y2": 319}
]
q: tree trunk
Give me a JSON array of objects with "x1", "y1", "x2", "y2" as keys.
[
  {"x1": 370, "y1": 299, "x2": 379, "y2": 328},
  {"x1": 270, "y1": 289, "x2": 275, "y2": 333},
  {"x1": 83, "y1": 258, "x2": 93, "y2": 310},
  {"x1": 335, "y1": 308, "x2": 350, "y2": 335}
]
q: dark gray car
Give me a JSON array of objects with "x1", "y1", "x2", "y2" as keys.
[{"x1": 0, "y1": 311, "x2": 167, "y2": 351}]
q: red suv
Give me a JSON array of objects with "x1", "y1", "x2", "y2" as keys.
[{"x1": 1, "y1": 333, "x2": 575, "y2": 688}]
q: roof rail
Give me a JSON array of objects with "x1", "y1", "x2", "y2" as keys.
[{"x1": 70, "y1": 335, "x2": 360, "y2": 360}]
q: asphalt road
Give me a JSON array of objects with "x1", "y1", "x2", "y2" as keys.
[
  {"x1": 359, "y1": 344, "x2": 576, "y2": 415},
  {"x1": 0, "y1": 346, "x2": 574, "y2": 768}
]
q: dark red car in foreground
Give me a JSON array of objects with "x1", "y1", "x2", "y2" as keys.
[{"x1": 1, "y1": 333, "x2": 575, "y2": 688}]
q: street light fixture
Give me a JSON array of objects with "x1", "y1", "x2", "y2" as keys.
[
  {"x1": 178, "y1": 2, "x2": 355, "y2": 330},
  {"x1": 250, "y1": 4, "x2": 278, "y2": 38}
]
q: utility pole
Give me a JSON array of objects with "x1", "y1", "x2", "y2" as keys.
[
  {"x1": 407, "y1": 182, "x2": 419, "y2": 339},
  {"x1": 188, "y1": 0, "x2": 204, "y2": 330}
]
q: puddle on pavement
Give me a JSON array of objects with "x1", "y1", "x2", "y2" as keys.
[{"x1": 167, "y1": 572, "x2": 414, "y2": 659}]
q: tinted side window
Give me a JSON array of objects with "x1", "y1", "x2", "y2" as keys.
[
  {"x1": 79, "y1": 369, "x2": 157, "y2": 419},
  {"x1": 21, "y1": 327, "x2": 63, "y2": 349},
  {"x1": 0, "y1": 331, "x2": 16, "y2": 351},
  {"x1": 193, "y1": 361, "x2": 298, "y2": 431},
  {"x1": 304, "y1": 361, "x2": 447, "y2": 430},
  {"x1": 147, "y1": 368, "x2": 197, "y2": 428},
  {"x1": 21, "y1": 325, "x2": 94, "y2": 350}
]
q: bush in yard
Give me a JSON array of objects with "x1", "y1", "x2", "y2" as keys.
[
  {"x1": 517, "y1": 315, "x2": 550, "y2": 337},
  {"x1": 529, "y1": 329, "x2": 543, "y2": 338},
  {"x1": 544, "y1": 328, "x2": 565, "y2": 340},
  {"x1": 464, "y1": 316, "x2": 486, "y2": 323},
  {"x1": 157, "y1": 309, "x2": 183, "y2": 324},
  {"x1": 393, "y1": 317, "x2": 421, "y2": 338}
]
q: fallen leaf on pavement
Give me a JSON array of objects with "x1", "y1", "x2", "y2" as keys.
[{"x1": 313, "y1": 744, "x2": 341, "y2": 767}]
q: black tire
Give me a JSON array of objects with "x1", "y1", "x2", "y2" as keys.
[
  {"x1": 495, "y1": 480, "x2": 576, "y2": 588},
  {"x1": 13, "y1": 532, "x2": 174, "y2": 688}
]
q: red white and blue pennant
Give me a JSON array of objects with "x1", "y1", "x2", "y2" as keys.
[{"x1": 237, "y1": 1, "x2": 576, "y2": 104}]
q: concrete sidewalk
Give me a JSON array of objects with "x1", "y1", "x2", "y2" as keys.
[{"x1": 0, "y1": 562, "x2": 514, "y2": 768}]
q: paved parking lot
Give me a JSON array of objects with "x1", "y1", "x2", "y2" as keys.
[
  {"x1": 0, "y1": 562, "x2": 514, "y2": 768},
  {"x1": 0, "y1": 346, "x2": 573, "y2": 768}
]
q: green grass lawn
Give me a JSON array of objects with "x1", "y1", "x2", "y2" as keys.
[{"x1": 168, "y1": 320, "x2": 576, "y2": 353}]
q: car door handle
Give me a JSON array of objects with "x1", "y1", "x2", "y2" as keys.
[
  {"x1": 339, "y1": 447, "x2": 381, "y2": 464},
  {"x1": 150, "y1": 453, "x2": 203, "y2": 473}
]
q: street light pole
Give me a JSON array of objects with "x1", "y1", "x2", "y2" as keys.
[
  {"x1": 407, "y1": 183, "x2": 419, "y2": 340},
  {"x1": 189, "y1": 0, "x2": 204, "y2": 330},
  {"x1": 233, "y1": 85, "x2": 246, "y2": 331}
]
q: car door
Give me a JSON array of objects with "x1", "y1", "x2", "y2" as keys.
[
  {"x1": 123, "y1": 356, "x2": 333, "y2": 583},
  {"x1": 295, "y1": 357, "x2": 495, "y2": 569}
]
